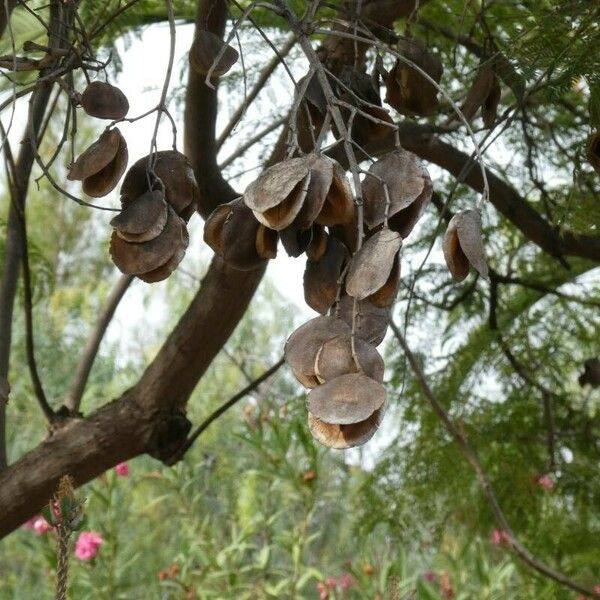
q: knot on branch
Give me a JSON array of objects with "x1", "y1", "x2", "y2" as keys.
[{"x1": 147, "y1": 410, "x2": 192, "y2": 465}]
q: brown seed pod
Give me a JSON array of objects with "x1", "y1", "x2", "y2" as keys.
[
  {"x1": 587, "y1": 130, "x2": 600, "y2": 175},
  {"x1": 189, "y1": 30, "x2": 239, "y2": 77},
  {"x1": 67, "y1": 129, "x2": 120, "y2": 181},
  {"x1": 308, "y1": 407, "x2": 384, "y2": 449},
  {"x1": 307, "y1": 372, "x2": 386, "y2": 424},
  {"x1": 110, "y1": 189, "x2": 168, "y2": 243},
  {"x1": 362, "y1": 149, "x2": 432, "y2": 237},
  {"x1": 314, "y1": 335, "x2": 384, "y2": 383},
  {"x1": 368, "y1": 252, "x2": 400, "y2": 308},
  {"x1": 578, "y1": 358, "x2": 600, "y2": 388},
  {"x1": 346, "y1": 228, "x2": 402, "y2": 300},
  {"x1": 295, "y1": 73, "x2": 327, "y2": 153},
  {"x1": 121, "y1": 151, "x2": 198, "y2": 218},
  {"x1": 315, "y1": 161, "x2": 355, "y2": 226},
  {"x1": 482, "y1": 75, "x2": 501, "y2": 128},
  {"x1": 110, "y1": 206, "x2": 187, "y2": 275},
  {"x1": 255, "y1": 224, "x2": 278, "y2": 260},
  {"x1": 82, "y1": 131, "x2": 128, "y2": 197},
  {"x1": 306, "y1": 225, "x2": 328, "y2": 262},
  {"x1": 335, "y1": 295, "x2": 390, "y2": 346},
  {"x1": 81, "y1": 81, "x2": 129, "y2": 120},
  {"x1": 290, "y1": 156, "x2": 333, "y2": 230},
  {"x1": 203, "y1": 203, "x2": 229, "y2": 255},
  {"x1": 280, "y1": 226, "x2": 313, "y2": 258},
  {"x1": 284, "y1": 315, "x2": 351, "y2": 388},
  {"x1": 137, "y1": 226, "x2": 189, "y2": 283},
  {"x1": 461, "y1": 68, "x2": 501, "y2": 127},
  {"x1": 442, "y1": 209, "x2": 489, "y2": 281},
  {"x1": 385, "y1": 38, "x2": 443, "y2": 117},
  {"x1": 303, "y1": 236, "x2": 349, "y2": 315}
]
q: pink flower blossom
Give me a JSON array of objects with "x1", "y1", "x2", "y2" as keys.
[
  {"x1": 423, "y1": 570, "x2": 436, "y2": 582},
  {"x1": 338, "y1": 572, "x2": 354, "y2": 590},
  {"x1": 536, "y1": 474, "x2": 555, "y2": 491},
  {"x1": 115, "y1": 462, "x2": 129, "y2": 477},
  {"x1": 75, "y1": 531, "x2": 104, "y2": 561},
  {"x1": 23, "y1": 515, "x2": 52, "y2": 534},
  {"x1": 316, "y1": 582, "x2": 329, "y2": 600},
  {"x1": 439, "y1": 571, "x2": 454, "y2": 599},
  {"x1": 490, "y1": 529, "x2": 510, "y2": 546}
]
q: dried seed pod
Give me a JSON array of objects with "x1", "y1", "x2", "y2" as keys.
[
  {"x1": 368, "y1": 253, "x2": 400, "y2": 308},
  {"x1": 203, "y1": 203, "x2": 230, "y2": 254},
  {"x1": 189, "y1": 30, "x2": 239, "y2": 77},
  {"x1": 296, "y1": 73, "x2": 327, "y2": 153},
  {"x1": 306, "y1": 225, "x2": 328, "y2": 262},
  {"x1": 461, "y1": 68, "x2": 501, "y2": 127},
  {"x1": 81, "y1": 81, "x2": 129, "y2": 120},
  {"x1": 303, "y1": 236, "x2": 349, "y2": 314},
  {"x1": 280, "y1": 226, "x2": 313, "y2": 257},
  {"x1": 587, "y1": 131, "x2": 600, "y2": 174},
  {"x1": 82, "y1": 130, "x2": 128, "y2": 197},
  {"x1": 315, "y1": 162, "x2": 355, "y2": 226},
  {"x1": 314, "y1": 335, "x2": 384, "y2": 383},
  {"x1": 137, "y1": 226, "x2": 189, "y2": 283},
  {"x1": 121, "y1": 151, "x2": 198, "y2": 218},
  {"x1": 307, "y1": 373, "x2": 386, "y2": 424},
  {"x1": 362, "y1": 149, "x2": 432, "y2": 237},
  {"x1": 308, "y1": 407, "x2": 384, "y2": 449},
  {"x1": 67, "y1": 129, "x2": 120, "y2": 181},
  {"x1": 110, "y1": 206, "x2": 187, "y2": 275},
  {"x1": 578, "y1": 358, "x2": 600, "y2": 388},
  {"x1": 346, "y1": 228, "x2": 402, "y2": 300},
  {"x1": 284, "y1": 315, "x2": 351, "y2": 388},
  {"x1": 442, "y1": 209, "x2": 489, "y2": 281},
  {"x1": 290, "y1": 156, "x2": 333, "y2": 229},
  {"x1": 385, "y1": 38, "x2": 443, "y2": 116},
  {"x1": 255, "y1": 224, "x2": 278, "y2": 260},
  {"x1": 335, "y1": 295, "x2": 390, "y2": 346},
  {"x1": 110, "y1": 189, "x2": 168, "y2": 243}
]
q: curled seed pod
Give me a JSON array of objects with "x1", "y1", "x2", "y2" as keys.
[
  {"x1": 308, "y1": 407, "x2": 384, "y2": 449},
  {"x1": 306, "y1": 225, "x2": 328, "y2": 262},
  {"x1": 462, "y1": 68, "x2": 501, "y2": 127},
  {"x1": 307, "y1": 372, "x2": 386, "y2": 424},
  {"x1": 346, "y1": 228, "x2": 402, "y2": 300},
  {"x1": 315, "y1": 162, "x2": 355, "y2": 226},
  {"x1": 362, "y1": 149, "x2": 432, "y2": 237},
  {"x1": 189, "y1": 30, "x2": 239, "y2": 77},
  {"x1": 110, "y1": 190, "x2": 168, "y2": 243},
  {"x1": 314, "y1": 335, "x2": 384, "y2": 383},
  {"x1": 291, "y1": 156, "x2": 334, "y2": 230},
  {"x1": 82, "y1": 131, "x2": 128, "y2": 197},
  {"x1": 368, "y1": 252, "x2": 400, "y2": 308},
  {"x1": 587, "y1": 130, "x2": 600, "y2": 175},
  {"x1": 335, "y1": 295, "x2": 390, "y2": 346},
  {"x1": 284, "y1": 315, "x2": 351, "y2": 388},
  {"x1": 255, "y1": 224, "x2": 278, "y2": 260},
  {"x1": 110, "y1": 206, "x2": 187, "y2": 275},
  {"x1": 442, "y1": 209, "x2": 489, "y2": 281},
  {"x1": 280, "y1": 226, "x2": 313, "y2": 258},
  {"x1": 121, "y1": 151, "x2": 198, "y2": 218},
  {"x1": 137, "y1": 226, "x2": 189, "y2": 283},
  {"x1": 81, "y1": 81, "x2": 129, "y2": 120},
  {"x1": 67, "y1": 129, "x2": 120, "y2": 181},
  {"x1": 203, "y1": 203, "x2": 229, "y2": 255},
  {"x1": 385, "y1": 38, "x2": 443, "y2": 117},
  {"x1": 303, "y1": 236, "x2": 349, "y2": 315},
  {"x1": 578, "y1": 358, "x2": 600, "y2": 388}
]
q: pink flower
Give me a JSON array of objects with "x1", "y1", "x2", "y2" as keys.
[
  {"x1": 594, "y1": 585, "x2": 600, "y2": 594},
  {"x1": 325, "y1": 577, "x2": 337, "y2": 589},
  {"x1": 23, "y1": 515, "x2": 52, "y2": 534},
  {"x1": 114, "y1": 462, "x2": 129, "y2": 477},
  {"x1": 490, "y1": 529, "x2": 510, "y2": 546},
  {"x1": 316, "y1": 582, "x2": 329, "y2": 600},
  {"x1": 423, "y1": 570, "x2": 436, "y2": 582},
  {"x1": 536, "y1": 474, "x2": 555, "y2": 491},
  {"x1": 75, "y1": 531, "x2": 104, "y2": 561},
  {"x1": 439, "y1": 571, "x2": 454, "y2": 599},
  {"x1": 338, "y1": 572, "x2": 354, "y2": 590}
]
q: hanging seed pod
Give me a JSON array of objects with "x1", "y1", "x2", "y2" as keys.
[
  {"x1": 290, "y1": 157, "x2": 334, "y2": 230},
  {"x1": 303, "y1": 236, "x2": 349, "y2": 314},
  {"x1": 280, "y1": 227, "x2": 313, "y2": 257},
  {"x1": 138, "y1": 226, "x2": 189, "y2": 283},
  {"x1": 82, "y1": 131, "x2": 128, "y2": 197},
  {"x1": 296, "y1": 73, "x2": 327, "y2": 153},
  {"x1": 110, "y1": 190, "x2": 168, "y2": 243},
  {"x1": 329, "y1": 212, "x2": 359, "y2": 254},
  {"x1": 285, "y1": 315, "x2": 351, "y2": 388},
  {"x1": 121, "y1": 151, "x2": 198, "y2": 219},
  {"x1": 315, "y1": 162, "x2": 355, "y2": 226},
  {"x1": 308, "y1": 407, "x2": 384, "y2": 449},
  {"x1": 80, "y1": 81, "x2": 129, "y2": 120},
  {"x1": 385, "y1": 38, "x2": 443, "y2": 117},
  {"x1": 255, "y1": 224, "x2": 278, "y2": 260},
  {"x1": 368, "y1": 253, "x2": 400, "y2": 308},
  {"x1": 306, "y1": 225, "x2": 328, "y2": 262},
  {"x1": 362, "y1": 149, "x2": 432, "y2": 237},
  {"x1": 461, "y1": 68, "x2": 501, "y2": 127},
  {"x1": 335, "y1": 295, "x2": 390, "y2": 346},
  {"x1": 578, "y1": 358, "x2": 600, "y2": 388},
  {"x1": 314, "y1": 335, "x2": 384, "y2": 384},
  {"x1": 346, "y1": 228, "x2": 402, "y2": 300},
  {"x1": 442, "y1": 209, "x2": 489, "y2": 281},
  {"x1": 67, "y1": 129, "x2": 121, "y2": 181},
  {"x1": 203, "y1": 203, "x2": 229, "y2": 254},
  {"x1": 587, "y1": 131, "x2": 600, "y2": 174},
  {"x1": 307, "y1": 372, "x2": 386, "y2": 424},
  {"x1": 189, "y1": 30, "x2": 239, "y2": 77},
  {"x1": 110, "y1": 206, "x2": 187, "y2": 275}
]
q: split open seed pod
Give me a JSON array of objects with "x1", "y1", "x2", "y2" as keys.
[
  {"x1": 110, "y1": 189, "x2": 168, "y2": 243},
  {"x1": 385, "y1": 38, "x2": 443, "y2": 117},
  {"x1": 203, "y1": 198, "x2": 270, "y2": 271},
  {"x1": 442, "y1": 209, "x2": 489, "y2": 281},
  {"x1": 315, "y1": 162, "x2": 355, "y2": 226},
  {"x1": 121, "y1": 151, "x2": 198, "y2": 219},
  {"x1": 308, "y1": 407, "x2": 384, "y2": 449},
  {"x1": 362, "y1": 149, "x2": 432, "y2": 238},
  {"x1": 306, "y1": 225, "x2": 328, "y2": 262},
  {"x1": 189, "y1": 30, "x2": 239, "y2": 77},
  {"x1": 67, "y1": 129, "x2": 121, "y2": 181},
  {"x1": 461, "y1": 68, "x2": 501, "y2": 127},
  {"x1": 368, "y1": 252, "x2": 400, "y2": 308},
  {"x1": 280, "y1": 227, "x2": 313, "y2": 258},
  {"x1": 303, "y1": 236, "x2": 349, "y2": 314},
  {"x1": 307, "y1": 372, "x2": 386, "y2": 424},
  {"x1": 587, "y1": 131, "x2": 600, "y2": 174},
  {"x1": 314, "y1": 335, "x2": 384, "y2": 384},
  {"x1": 138, "y1": 226, "x2": 189, "y2": 283},
  {"x1": 284, "y1": 315, "x2": 351, "y2": 388},
  {"x1": 81, "y1": 130, "x2": 128, "y2": 197},
  {"x1": 346, "y1": 228, "x2": 402, "y2": 300},
  {"x1": 81, "y1": 81, "x2": 129, "y2": 120},
  {"x1": 110, "y1": 205, "x2": 188, "y2": 276},
  {"x1": 255, "y1": 224, "x2": 278, "y2": 260},
  {"x1": 335, "y1": 295, "x2": 390, "y2": 346}
]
